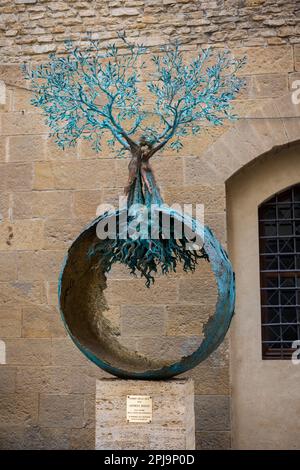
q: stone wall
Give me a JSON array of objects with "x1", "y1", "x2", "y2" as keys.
[
  {"x1": 0, "y1": 0, "x2": 299, "y2": 61},
  {"x1": 228, "y1": 143, "x2": 300, "y2": 449},
  {"x1": 0, "y1": 0, "x2": 299, "y2": 450},
  {"x1": 95, "y1": 379, "x2": 196, "y2": 450}
]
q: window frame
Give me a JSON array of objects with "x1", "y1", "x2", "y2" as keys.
[{"x1": 258, "y1": 184, "x2": 300, "y2": 360}]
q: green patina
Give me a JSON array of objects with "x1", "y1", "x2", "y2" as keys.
[{"x1": 24, "y1": 35, "x2": 244, "y2": 378}]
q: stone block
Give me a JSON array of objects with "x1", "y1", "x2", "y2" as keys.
[
  {"x1": 5, "y1": 338, "x2": 52, "y2": 365},
  {"x1": 33, "y1": 160, "x2": 117, "y2": 190},
  {"x1": 17, "y1": 250, "x2": 64, "y2": 281},
  {"x1": 22, "y1": 425, "x2": 70, "y2": 450},
  {"x1": 163, "y1": 184, "x2": 225, "y2": 212},
  {"x1": 0, "y1": 137, "x2": 7, "y2": 162},
  {"x1": 0, "y1": 252, "x2": 17, "y2": 281},
  {"x1": 178, "y1": 276, "x2": 217, "y2": 305},
  {"x1": 184, "y1": 366, "x2": 230, "y2": 395},
  {"x1": 184, "y1": 155, "x2": 223, "y2": 185},
  {"x1": 12, "y1": 88, "x2": 37, "y2": 112},
  {"x1": 13, "y1": 190, "x2": 72, "y2": 219},
  {"x1": 0, "y1": 366, "x2": 16, "y2": 393},
  {"x1": 0, "y1": 281, "x2": 46, "y2": 307},
  {"x1": 165, "y1": 126, "x2": 228, "y2": 157},
  {"x1": 194, "y1": 395, "x2": 230, "y2": 432},
  {"x1": 246, "y1": 74, "x2": 288, "y2": 98},
  {"x1": 51, "y1": 338, "x2": 90, "y2": 366},
  {"x1": 166, "y1": 304, "x2": 211, "y2": 336},
  {"x1": 201, "y1": 339, "x2": 229, "y2": 369},
  {"x1": 105, "y1": 278, "x2": 179, "y2": 305},
  {"x1": 0, "y1": 425, "x2": 25, "y2": 449},
  {"x1": 239, "y1": 100, "x2": 288, "y2": 148},
  {"x1": 77, "y1": 366, "x2": 111, "y2": 393},
  {"x1": 70, "y1": 427, "x2": 94, "y2": 450},
  {"x1": 0, "y1": 220, "x2": 44, "y2": 250},
  {"x1": 1, "y1": 112, "x2": 47, "y2": 135},
  {"x1": 46, "y1": 137, "x2": 78, "y2": 160},
  {"x1": 46, "y1": 281, "x2": 58, "y2": 306},
  {"x1": 111, "y1": 7, "x2": 140, "y2": 16},
  {"x1": 205, "y1": 211, "x2": 227, "y2": 245},
  {"x1": 78, "y1": 136, "x2": 111, "y2": 159},
  {"x1": 0, "y1": 192, "x2": 9, "y2": 221},
  {"x1": 38, "y1": 394, "x2": 85, "y2": 428},
  {"x1": 102, "y1": 305, "x2": 121, "y2": 336},
  {"x1": 274, "y1": 93, "x2": 300, "y2": 144},
  {"x1": 195, "y1": 430, "x2": 231, "y2": 450},
  {"x1": 192, "y1": 103, "x2": 288, "y2": 184},
  {"x1": 73, "y1": 190, "x2": 103, "y2": 219},
  {"x1": 106, "y1": 263, "x2": 136, "y2": 280},
  {"x1": 83, "y1": 393, "x2": 96, "y2": 429},
  {"x1": 0, "y1": 80, "x2": 6, "y2": 108},
  {"x1": 9, "y1": 135, "x2": 46, "y2": 162},
  {"x1": 233, "y1": 98, "x2": 267, "y2": 118},
  {"x1": 121, "y1": 305, "x2": 167, "y2": 337},
  {"x1": 15, "y1": 0, "x2": 37, "y2": 4},
  {"x1": 32, "y1": 44, "x2": 56, "y2": 54},
  {"x1": 0, "y1": 308, "x2": 21, "y2": 338},
  {"x1": 43, "y1": 219, "x2": 84, "y2": 249},
  {"x1": 0, "y1": 65, "x2": 28, "y2": 89},
  {"x1": 288, "y1": 72, "x2": 300, "y2": 90},
  {"x1": 3, "y1": 87, "x2": 16, "y2": 114},
  {"x1": 100, "y1": 188, "x2": 127, "y2": 213},
  {"x1": 22, "y1": 305, "x2": 66, "y2": 338},
  {"x1": 16, "y1": 365, "x2": 100, "y2": 395},
  {"x1": 0, "y1": 393, "x2": 38, "y2": 426},
  {"x1": 32, "y1": 161, "x2": 55, "y2": 190},
  {"x1": 151, "y1": 156, "x2": 184, "y2": 189},
  {"x1": 96, "y1": 378, "x2": 195, "y2": 450},
  {"x1": 232, "y1": 46, "x2": 293, "y2": 74},
  {"x1": 134, "y1": 335, "x2": 202, "y2": 362},
  {"x1": 295, "y1": 45, "x2": 300, "y2": 71},
  {"x1": 0, "y1": 163, "x2": 33, "y2": 191},
  {"x1": 16, "y1": 367, "x2": 72, "y2": 395}
]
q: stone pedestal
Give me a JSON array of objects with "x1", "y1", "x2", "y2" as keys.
[{"x1": 95, "y1": 378, "x2": 195, "y2": 450}]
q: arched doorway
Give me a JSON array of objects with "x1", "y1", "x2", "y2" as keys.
[{"x1": 226, "y1": 142, "x2": 300, "y2": 449}]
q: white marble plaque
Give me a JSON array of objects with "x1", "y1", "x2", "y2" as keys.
[{"x1": 126, "y1": 395, "x2": 152, "y2": 423}]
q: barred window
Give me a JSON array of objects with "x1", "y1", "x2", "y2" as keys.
[{"x1": 259, "y1": 184, "x2": 300, "y2": 359}]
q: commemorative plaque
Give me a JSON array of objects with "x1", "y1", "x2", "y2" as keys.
[{"x1": 126, "y1": 395, "x2": 152, "y2": 423}]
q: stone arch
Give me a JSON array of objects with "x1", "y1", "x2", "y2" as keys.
[
  {"x1": 226, "y1": 140, "x2": 300, "y2": 449},
  {"x1": 223, "y1": 90, "x2": 300, "y2": 449},
  {"x1": 195, "y1": 93, "x2": 300, "y2": 185}
]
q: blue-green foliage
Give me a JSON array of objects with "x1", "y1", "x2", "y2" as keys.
[
  {"x1": 23, "y1": 37, "x2": 245, "y2": 286},
  {"x1": 145, "y1": 45, "x2": 245, "y2": 150},
  {"x1": 22, "y1": 36, "x2": 245, "y2": 155}
]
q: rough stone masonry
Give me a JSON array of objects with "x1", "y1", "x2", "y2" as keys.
[
  {"x1": 0, "y1": 0, "x2": 299, "y2": 450},
  {"x1": 95, "y1": 379, "x2": 195, "y2": 450}
]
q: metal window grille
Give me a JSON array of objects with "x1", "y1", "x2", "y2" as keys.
[{"x1": 259, "y1": 184, "x2": 300, "y2": 359}]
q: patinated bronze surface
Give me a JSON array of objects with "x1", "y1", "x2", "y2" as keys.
[
  {"x1": 25, "y1": 38, "x2": 242, "y2": 379},
  {"x1": 59, "y1": 207, "x2": 235, "y2": 379}
]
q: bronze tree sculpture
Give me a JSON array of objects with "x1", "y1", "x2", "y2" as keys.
[{"x1": 23, "y1": 36, "x2": 245, "y2": 378}]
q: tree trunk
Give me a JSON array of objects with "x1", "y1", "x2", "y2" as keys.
[{"x1": 125, "y1": 148, "x2": 163, "y2": 208}]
